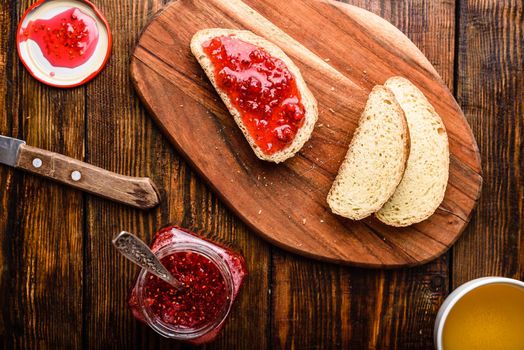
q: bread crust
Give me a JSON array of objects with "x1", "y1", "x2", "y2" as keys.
[
  {"x1": 190, "y1": 28, "x2": 318, "y2": 163},
  {"x1": 327, "y1": 85, "x2": 410, "y2": 220},
  {"x1": 375, "y1": 76, "x2": 450, "y2": 227}
]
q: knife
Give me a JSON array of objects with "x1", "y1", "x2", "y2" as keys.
[{"x1": 0, "y1": 135, "x2": 161, "y2": 210}]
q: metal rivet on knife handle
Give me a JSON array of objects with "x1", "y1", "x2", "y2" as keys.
[
  {"x1": 71, "y1": 170, "x2": 82, "y2": 182},
  {"x1": 32, "y1": 158, "x2": 42, "y2": 168},
  {"x1": 0, "y1": 137, "x2": 161, "y2": 210}
]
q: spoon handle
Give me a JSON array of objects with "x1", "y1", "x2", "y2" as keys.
[{"x1": 112, "y1": 231, "x2": 184, "y2": 289}]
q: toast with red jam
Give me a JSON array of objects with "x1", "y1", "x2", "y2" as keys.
[{"x1": 191, "y1": 28, "x2": 318, "y2": 163}]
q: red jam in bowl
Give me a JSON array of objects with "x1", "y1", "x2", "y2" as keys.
[
  {"x1": 18, "y1": 7, "x2": 99, "y2": 68},
  {"x1": 202, "y1": 35, "x2": 306, "y2": 154},
  {"x1": 129, "y1": 226, "x2": 247, "y2": 344}
]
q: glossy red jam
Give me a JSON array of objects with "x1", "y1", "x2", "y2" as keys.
[
  {"x1": 202, "y1": 35, "x2": 305, "y2": 154},
  {"x1": 129, "y1": 226, "x2": 247, "y2": 344},
  {"x1": 18, "y1": 7, "x2": 99, "y2": 68},
  {"x1": 142, "y1": 251, "x2": 228, "y2": 329}
]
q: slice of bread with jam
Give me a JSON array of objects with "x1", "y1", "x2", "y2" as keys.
[{"x1": 191, "y1": 28, "x2": 317, "y2": 163}]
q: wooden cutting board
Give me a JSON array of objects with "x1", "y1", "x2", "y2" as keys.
[{"x1": 131, "y1": 0, "x2": 482, "y2": 267}]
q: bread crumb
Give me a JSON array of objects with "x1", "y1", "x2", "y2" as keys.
[
  {"x1": 302, "y1": 218, "x2": 306, "y2": 225},
  {"x1": 331, "y1": 87, "x2": 335, "y2": 91},
  {"x1": 317, "y1": 123, "x2": 324, "y2": 127},
  {"x1": 320, "y1": 219, "x2": 324, "y2": 223},
  {"x1": 329, "y1": 108, "x2": 335, "y2": 114},
  {"x1": 324, "y1": 58, "x2": 330, "y2": 62},
  {"x1": 258, "y1": 209, "x2": 262, "y2": 214}
]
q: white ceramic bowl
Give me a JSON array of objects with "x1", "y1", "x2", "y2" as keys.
[
  {"x1": 434, "y1": 277, "x2": 524, "y2": 350},
  {"x1": 17, "y1": 0, "x2": 111, "y2": 88}
]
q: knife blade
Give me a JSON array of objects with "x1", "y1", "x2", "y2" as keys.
[
  {"x1": 0, "y1": 135, "x2": 25, "y2": 167},
  {"x1": 0, "y1": 135, "x2": 160, "y2": 210}
]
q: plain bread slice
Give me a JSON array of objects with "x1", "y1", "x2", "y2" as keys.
[
  {"x1": 327, "y1": 85, "x2": 409, "y2": 220},
  {"x1": 375, "y1": 76, "x2": 449, "y2": 227}
]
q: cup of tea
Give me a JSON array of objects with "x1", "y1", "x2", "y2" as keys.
[{"x1": 434, "y1": 277, "x2": 524, "y2": 350}]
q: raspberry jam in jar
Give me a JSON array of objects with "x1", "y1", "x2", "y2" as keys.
[
  {"x1": 202, "y1": 35, "x2": 306, "y2": 154},
  {"x1": 129, "y1": 226, "x2": 247, "y2": 344}
]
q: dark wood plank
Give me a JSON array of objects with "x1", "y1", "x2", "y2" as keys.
[
  {"x1": 272, "y1": 0, "x2": 456, "y2": 348},
  {"x1": 452, "y1": 0, "x2": 523, "y2": 285},
  {"x1": 0, "y1": 0, "x2": 16, "y2": 343},
  {"x1": 0, "y1": 0, "x2": 519, "y2": 348},
  {"x1": 82, "y1": 0, "x2": 179, "y2": 347},
  {"x1": 0, "y1": 1, "x2": 85, "y2": 348},
  {"x1": 131, "y1": 0, "x2": 481, "y2": 267},
  {"x1": 83, "y1": 1, "x2": 270, "y2": 349}
]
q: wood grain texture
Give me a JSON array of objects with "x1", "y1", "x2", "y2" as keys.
[
  {"x1": 0, "y1": 1, "x2": 85, "y2": 348},
  {"x1": 15, "y1": 144, "x2": 160, "y2": 209},
  {"x1": 272, "y1": 1, "x2": 455, "y2": 348},
  {"x1": 131, "y1": 0, "x2": 482, "y2": 267},
  {"x1": 0, "y1": 0, "x2": 16, "y2": 341},
  {"x1": 83, "y1": 1, "x2": 270, "y2": 349},
  {"x1": 0, "y1": 0, "x2": 521, "y2": 349},
  {"x1": 452, "y1": 0, "x2": 523, "y2": 285}
]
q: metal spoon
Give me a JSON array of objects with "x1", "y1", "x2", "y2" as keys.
[{"x1": 112, "y1": 231, "x2": 184, "y2": 290}]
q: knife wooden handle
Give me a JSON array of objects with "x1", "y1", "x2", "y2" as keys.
[{"x1": 16, "y1": 145, "x2": 161, "y2": 210}]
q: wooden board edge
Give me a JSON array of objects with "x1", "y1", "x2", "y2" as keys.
[
  {"x1": 129, "y1": 0, "x2": 483, "y2": 268},
  {"x1": 131, "y1": 57, "x2": 474, "y2": 268},
  {"x1": 327, "y1": 0, "x2": 483, "y2": 177}
]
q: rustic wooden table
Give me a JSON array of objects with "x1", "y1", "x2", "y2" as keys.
[{"x1": 0, "y1": 0, "x2": 522, "y2": 349}]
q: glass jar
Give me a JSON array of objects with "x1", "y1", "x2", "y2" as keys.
[{"x1": 128, "y1": 226, "x2": 247, "y2": 345}]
